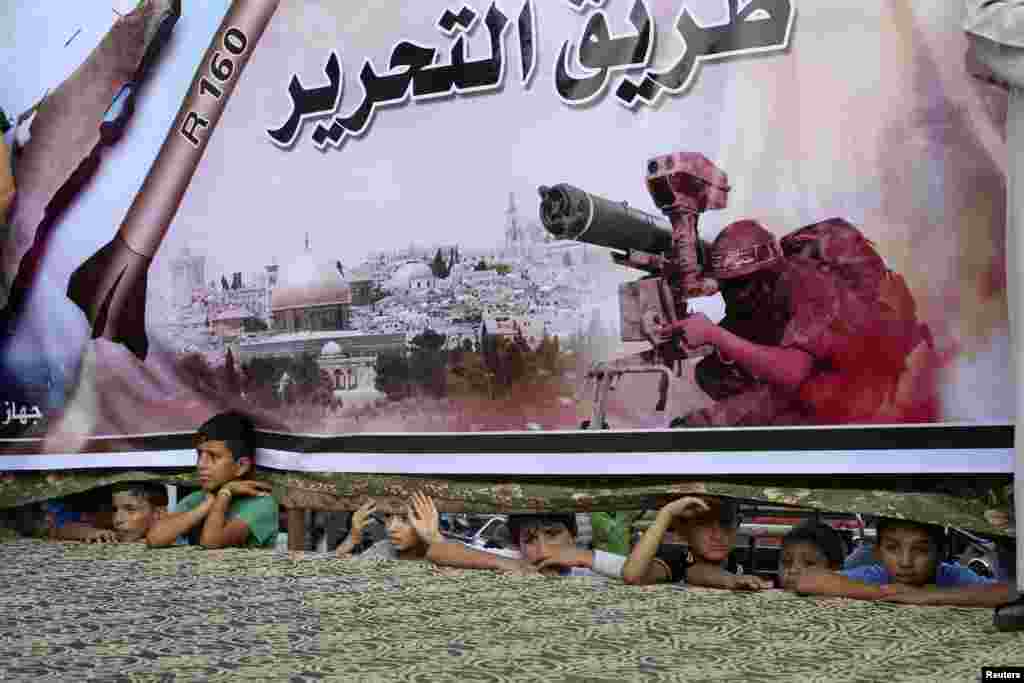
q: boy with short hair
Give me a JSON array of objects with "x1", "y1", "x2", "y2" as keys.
[
  {"x1": 335, "y1": 498, "x2": 434, "y2": 561},
  {"x1": 504, "y1": 512, "x2": 602, "y2": 577},
  {"x1": 622, "y1": 496, "x2": 772, "y2": 589},
  {"x1": 146, "y1": 412, "x2": 278, "y2": 548},
  {"x1": 778, "y1": 520, "x2": 847, "y2": 589},
  {"x1": 406, "y1": 494, "x2": 637, "y2": 579},
  {"x1": 791, "y1": 517, "x2": 1013, "y2": 607},
  {"x1": 49, "y1": 482, "x2": 167, "y2": 543}
]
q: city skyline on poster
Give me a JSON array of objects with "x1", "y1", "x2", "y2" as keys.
[{"x1": 0, "y1": 0, "x2": 1015, "y2": 446}]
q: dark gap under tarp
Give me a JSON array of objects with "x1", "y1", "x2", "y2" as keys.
[{"x1": 0, "y1": 468, "x2": 1013, "y2": 538}]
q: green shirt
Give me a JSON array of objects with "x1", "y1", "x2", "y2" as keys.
[
  {"x1": 591, "y1": 512, "x2": 633, "y2": 556},
  {"x1": 175, "y1": 490, "x2": 279, "y2": 548}
]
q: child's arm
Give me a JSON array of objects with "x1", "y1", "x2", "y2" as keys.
[
  {"x1": 622, "y1": 497, "x2": 708, "y2": 585},
  {"x1": 879, "y1": 583, "x2": 1014, "y2": 608},
  {"x1": 534, "y1": 545, "x2": 630, "y2": 579},
  {"x1": 426, "y1": 539, "x2": 536, "y2": 574},
  {"x1": 334, "y1": 532, "x2": 360, "y2": 558},
  {"x1": 687, "y1": 561, "x2": 773, "y2": 590},
  {"x1": 196, "y1": 481, "x2": 274, "y2": 548},
  {"x1": 796, "y1": 563, "x2": 1013, "y2": 607},
  {"x1": 792, "y1": 569, "x2": 893, "y2": 601},
  {"x1": 198, "y1": 487, "x2": 258, "y2": 548},
  {"x1": 52, "y1": 523, "x2": 118, "y2": 543},
  {"x1": 146, "y1": 494, "x2": 215, "y2": 547},
  {"x1": 336, "y1": 500, "x2": 376, "y2": 558},
  {"x1": 407, "y1": 493, "x2": 536, "y2": 573}
]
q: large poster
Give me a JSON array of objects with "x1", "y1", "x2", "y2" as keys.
[{"x1": 0, "y1": 0, "x2": 1015, "y2": 472}]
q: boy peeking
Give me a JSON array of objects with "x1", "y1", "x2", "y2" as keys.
[
  {"x1": 49, "y1": 482, "x2": 167, "y2": 543},
  {"x1": 403, "y1": 493, "x2": 633, "y2": 579},
  {"x1": 146, "y1": 412, "x2": 278, "y2": 549},
  {"x1": 335, "y1": 498, "x2": 434, "y2": 561},
  {"x1": 790, "y1": 517, "x2": 1012, "y2": 607},
  {"x1": 622, "y1": 496, "x2": 772, "y2": 589}
]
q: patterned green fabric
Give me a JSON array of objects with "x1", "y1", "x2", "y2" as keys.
[
  {"x1": 174, "y1": 490, "x2": 279, "y2": 547},
  {"x1": 0, "y1": 469, "x2": 1014, "y2": 538},
  {"x1": 0, "y1": 539, "x2": 1020, "y2": 681}
]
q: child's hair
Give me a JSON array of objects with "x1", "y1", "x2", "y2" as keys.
[
  {"x1": 782, "y1": 520, "x2": 847, "y2": 569},
  {"x1": 110, "y1": 482, "x2": 168, "y2": 508},
  {"x1": 507, "y1": 513, "x2": 578, "y2": 542},
  {"x1": 195, "y1": 411, "x2": 256, "y2": 462},
  {"x1": 875, "y1": 517, "x2": 947, "y2": 557}
]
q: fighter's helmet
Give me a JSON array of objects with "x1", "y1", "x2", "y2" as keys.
[{"x1": 709, "y1": 219, "x2": 784, "y2": 280}]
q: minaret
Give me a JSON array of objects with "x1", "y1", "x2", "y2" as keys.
[
  {"x1": 505, "y1": 191, "x2": 521, "y2": 253},
  {"x1": 265, "y1": 256, "x2": 279, "y2": 287}
]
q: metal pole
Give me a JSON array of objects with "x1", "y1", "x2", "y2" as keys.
[
  {"x1": 962, "y1": 3, "x2": 1024, "y2": 628},
  {"x1": 1009, "y1": 86, "x2": 1024, "y2": 600},
  {"x1": 995, "y1": 83, "x2": 1024, "y2": 630}
]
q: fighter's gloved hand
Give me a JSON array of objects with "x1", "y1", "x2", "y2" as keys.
[{"x1": 658, "y1": 313, "x2": 719, "y2": 348}]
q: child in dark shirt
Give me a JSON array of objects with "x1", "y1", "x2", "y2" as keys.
[{"x1": 622, "y1": 496, "x2": 772, "y2": 589}]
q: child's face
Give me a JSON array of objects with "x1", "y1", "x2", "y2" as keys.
[
  {"x1": 112, "y1": 492, "x2": 162, "y2": 542},
  {"x1": 877, "y1": 525, "x2": 937, "y2": 586},
  {"x1": 779, "y1": 541, "x2": 830, "y2": 588},
  {"x1": 687, "y1": 520, "x2": 736, "y2": 563},
  {"x1": 517, "y1": 522, "x2": 575, "y2": 566},
  {"x1": 196, "y1": 440, "x2": 249, "y2": 492},
  {"x1": 382, "y1": 512, "x2": 420, "y2": 551}
]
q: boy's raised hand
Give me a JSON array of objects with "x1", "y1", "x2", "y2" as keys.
[
  {"x1": 335, "y1": 499, "x2": 377, "y2": 558},
  {"x1": 408, "y1": 492, "x2": 443, "y2": 545},
  {"x1": 350, "y1": 500, "x2": 377, "y2": 536},
  {"x1": 660, "y1": 496, "x2": 710, "y2": 520},
  {"x1": 221, "y1": 480, "x2": 273, "y2": 497}
]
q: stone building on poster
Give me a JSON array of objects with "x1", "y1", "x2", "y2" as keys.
[
  {"x1": 270, "y1": 237, "x2": 353, "y2": 333},
  {"x1": 236, "y1": 238, "x2": 405, "y2": 396},
  {"x1": 480, "y1": 315, "x2": 546, "y2": 351},
  {"x1": 210, "y1": 306, "x2": 250, "y2": 340},
  {"x1": 237, "y1": 330, "x2": 406, "y2": 394},
  {"x1": 347, "y1": 265, "x2": 377, "y2": 307}
]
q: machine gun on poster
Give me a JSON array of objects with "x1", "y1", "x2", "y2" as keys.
[{"x1": 537, "y1": 153, "x2": 730, "y2": 429}]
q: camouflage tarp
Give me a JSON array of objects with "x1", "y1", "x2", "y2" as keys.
[
  {"x1": 2, "y1": 539, "x2": 1022, "y2": 680},
  {"x1": 0, "y1": 468, "x2": 1013, "y2": 538}
]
